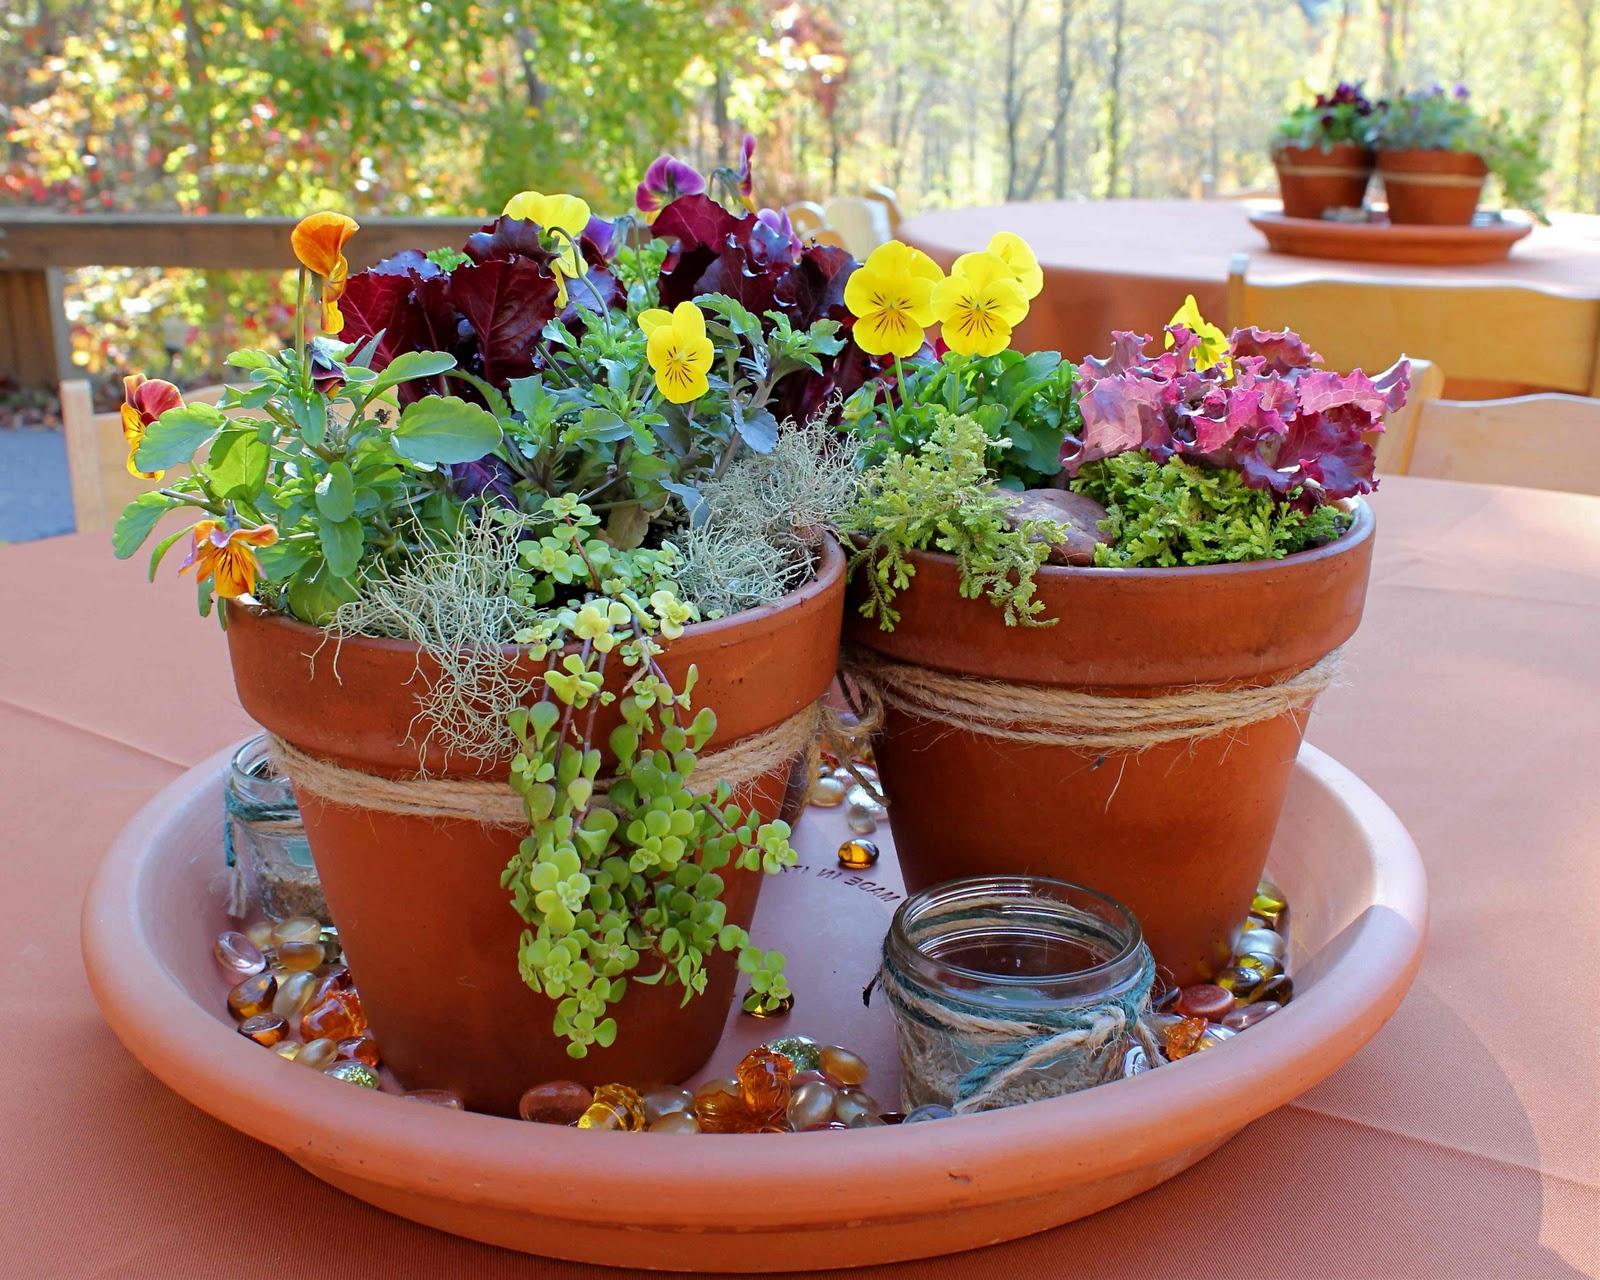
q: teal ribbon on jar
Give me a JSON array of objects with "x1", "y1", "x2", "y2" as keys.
[{"x1": 871, "y1": 877, "x2": 1161, "y2": 1114}]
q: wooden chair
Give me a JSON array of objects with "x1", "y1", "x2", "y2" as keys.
[
  {"x1": 60, "y1": 378, "x2": 229, "y2": 533},
  {"x1": 1379, "y1": 357, "x2": 1600, "y2": 494},
  {"x1": 1226, "y1": 254, "x2": 1600, "y2": 399},
  {"x1": 785, "y1": 202, "x2": 828, "y2": 238},
  {"x1": 861, "y1": 185, "x2": 904, "y2": 232}
]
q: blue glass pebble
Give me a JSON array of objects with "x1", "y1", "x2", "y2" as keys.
[{"x1": 903, "y1": 1103, "x2": 955, "y2": 1123}]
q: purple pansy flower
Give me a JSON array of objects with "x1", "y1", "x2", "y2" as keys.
[{"x1": 636, "y1": 154, "x2": 706, "y2": 222}]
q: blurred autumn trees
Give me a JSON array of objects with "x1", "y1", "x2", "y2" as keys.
[{"x1": 0, "y1": 0, "x2": 1592, "y2": 382}]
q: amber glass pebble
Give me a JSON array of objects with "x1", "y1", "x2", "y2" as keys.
[
  {"x1": 736, "y1": 1046, "x2": 797, "y2": 1117},
  {"x1": 1175, "y1": 984, "x2": 1235, "y2": 1021},
  {"x1": 246, "y1": 921, "x2": 276, "y2": 951},
  {"x1": 577, "y1": 1084, "x2": 646, "y2": 1132},
  {"x1": 226, "y1": 972, "x2": 277, "y2": 1021},
  {"x1": 1221, "y1": 1001, "x2": 1280, "y2": 1031},
  {"x1": 1250, "y1": 974, "x2": 1294, "y2": 1006},
  {"x1": 324, "y1": 1060, "x2": 380, "y2": 1088},
  {"x1": 819, "y1": 1045, "x2": 869, "y2": 1087},
  {"x1": 836, "y1": 839, "x2": 880, "y2": 871},
  {"x1": 273, "y1": 1042, "x2": 302, "y2": 1061},
  {"x1": 271, "y1": 971, "x2": 319, "y2": 1021},
  {"x1": 785, "y1": 1080, "x2": 836, "y2": 1131},
  {"x1": 1214, "y1": 966, "x2": 1262, "y2": 999},
  {"x1": 641, "y1": 1088, "x2": 694, "y2": 1124},
  {"x1": 236, "y1": 1013, "x2": 288, "y2": 1047},
  {"x1": 1238, "y1": 951, "x2": 1282, "y2": 979},
  {"x1": 337, "y1": 1035, "x2": 381, "y2": 1067},
  {"x1": 272, "y1": 916, "x2": 323, "y2": 945},
  {"x1": 403, "y1": 1089, "x2": 464, "y2": 1109},
  {"x1": 1164, "y1": 1016, "x2": 1207, "y2": 1060},
  {"x1": 809, "y1": 775, "x2": 847, "y2": 808},
  {"x1": 832, "y1": 1087, "x2": 881, "y2": 1126},
  {"x1": 213, "y1": 931, "x2": 267, "y2": 978},
  {"x1": 312, "y1": 966, "x2": 353, "y2": 1002},
  {"x1": 298, "y1": 1038, "x2": 339, "y2": 1070},
  {"x1": 744, "y1": 991, "x2": 794, "y2": 1019},
  {"x1": 300, "y1": 990, "x2": 367, "y2": 1042},
  {"x1": 519, "y1": 1080, "x2": 593, "y2": 1125},
  {"x1": 647, "y1": 1112, "x2": 701, "y2": 1134},
  {"x1": 1194, "y1": 1024, "x2": 1238, "y2": 1052},
  {"x1": 274, "y1": 939, "x2": 326, "y2": 973}
]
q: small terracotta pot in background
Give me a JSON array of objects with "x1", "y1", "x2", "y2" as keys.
[
  {"x1": 845, "y1": 508, "x2": 1374, "y2": 989},
  {"x1": 225, "y1": 538, "x2": 845, "y2": 1116},
  {"x1": 1378, "y1": 148, "x2": 1488, "y2": 225},
  {"x1": 1271, "y1": 143, "x2": 1374, "y2": 219}
]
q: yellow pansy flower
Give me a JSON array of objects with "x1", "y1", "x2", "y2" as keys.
[
  {"x1": 843, "y1": 240, "x2": 943, "y2": 358},
  {"x1": 636, "y1": 308, "x2": 672, "y2": 338},
  {"x1": 645, "y1": 302, "x2": 714, "y2": 404},
  {"x1": 502, "y1": 190, "x2": 593, "y2": 303},
  {"x1": 1166, "y1": 294, "x2": 1232, "y2": 376},
  {"x1": 932, "y1": 251, "x2": 1030, "y2": 357},
  {"x1": 985, "y1": 231, "x2": 1043, "y2": 299},
  {"x1": 179, "y1": 520, "x2": 279, "y2": 599}
]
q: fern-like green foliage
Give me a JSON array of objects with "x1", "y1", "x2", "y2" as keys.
[
  {"x1": 848, "y1": 410, "x2": 1061, "y2": 630},
  {"x1": 1070, "y1": 454, "x2": 1348, "y2": 568}
]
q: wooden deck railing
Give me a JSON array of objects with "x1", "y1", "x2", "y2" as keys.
[{"x1": 0, "y1": 212, "x2": 485, "y2": 391}]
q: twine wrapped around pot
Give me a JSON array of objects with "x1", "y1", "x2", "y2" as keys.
[
  {"x1": 870, "y1": 892, "x2": 1162, "y2": 1114},
  {"x1": 841, "y1": 645, "x2": 1341, "y2": 754},
  {"x1": 266, "y1": 697, "x2": 854, "y2": 827}
]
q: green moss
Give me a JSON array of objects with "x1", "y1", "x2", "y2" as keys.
[{"x1": 1069, "y1": 454, "x2": 1348, "y2": 569}]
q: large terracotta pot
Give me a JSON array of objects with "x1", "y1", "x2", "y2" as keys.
[
  {"x1": 1378, "y1": 148, "x2": 1488, "y2": 225},
  {"x1": 1271, "y1": 143, "x2": 1374, "y2": 219},
  {"x1": 845, "y1": 507, "x2": 1374, "y2": 988},
  {"x1": 226, "y1": 537, "x2": 845, "y2": 1116}
]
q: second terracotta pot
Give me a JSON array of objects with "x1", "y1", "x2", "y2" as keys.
[
  {"x1": 1378, "y1": 148, "x2": 1488, "y2": 225},
  {"x1": 226, "y1": 538, "x2": 846, "y2": 1116},
  {"x1": 845, "y1": 508, "x2": 1374, "y2": 988},
  {"x1": 1272, "y1": 143, "x2": 1374, "y2": 219}
]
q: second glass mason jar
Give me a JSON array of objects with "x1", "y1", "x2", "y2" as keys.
[
  {"x1": 880, "y1": 875, "x2": 1155, "y2": 1113},
  {"x1": 224, "y1": 735, "x2": 327, "y2": 923}
]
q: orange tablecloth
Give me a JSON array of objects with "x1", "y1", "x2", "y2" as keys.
[
  {"x1": 902, "y1": 199, "x2": 1600, "y2": 372},
  {"x1": 3, "y1": 476, "x2": 1598, "y2": 1277}
]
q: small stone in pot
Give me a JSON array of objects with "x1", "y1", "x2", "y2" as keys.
[{"x1": 1004, "y1": 490, "x2": 1112, "y2": 566}]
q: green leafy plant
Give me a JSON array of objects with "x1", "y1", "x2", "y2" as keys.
[
  {"x1": 1069, "y1": 454, "x2": 1348, "y2": 568},
  {"x1": 1377, "y1": 85, "x2": 1549, "y2": 219},
  {"x1": 1273, "y1": 82, "x2": 1381, "y2": 151},
  {"x1": 844, "y1": 349, "x2": 1079, "y2": 489},
  {"x1": 112, "y1": 338, "x2": 501, "y2": 623},
  {"x1": 848, "y1": 410, "x2": 1062, "y2": 630}
]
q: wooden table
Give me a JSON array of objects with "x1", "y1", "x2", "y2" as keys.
[
  {"x1": 903, "y1": 199, "x2": 1600, "y2": 393},
  {"x1": 3, "y1": 476, "x2": 1597, "y2": 1277}
]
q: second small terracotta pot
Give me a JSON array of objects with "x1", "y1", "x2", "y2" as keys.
[
  {"x1": 845, "y1": 508, "x2": 1374, "y2": 988},
  {"x1": 1378, "y1": 148, "x2": 1488, "y2": 225},
  {"x1": 226, "y1": 538, "x2": 845, "y2": 1116},
  {"x1": 1272, "y1": 143, "x2": 1374, "y2": 219}
]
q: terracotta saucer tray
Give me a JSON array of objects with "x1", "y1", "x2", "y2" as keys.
[
  {"x1": 1249, "y1": 206, "x2": 1533, "y2": 265},
  {"x1": 83, "y1": 742, "x2": 1426, "y2": 1272}
]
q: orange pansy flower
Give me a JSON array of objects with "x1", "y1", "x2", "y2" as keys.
[
  {"x1": 121, "y1": 373, "x2": 184, "y2": 480},
  {"x1": 180, "y1": 520, "x2": 279, "y2": 599},
  {"x1": 291, "y1": 211, "x2": 359, "y2": 279}
]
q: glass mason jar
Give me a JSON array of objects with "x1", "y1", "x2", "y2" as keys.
[
  {"x1": 881, "y1": 875, "x2": 1154, "y2": 1113},
  {"x1": 224, "y1": 735, "x2": 328, "y2": 923}
]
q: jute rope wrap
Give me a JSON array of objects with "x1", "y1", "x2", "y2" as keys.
[
  {"x1": 267, "y1": 698, "x2": 840, "y2": 829},
  {"x1": 1379, "y1": 170, "x2": 1486, "y2": 189},
  {"x1": 871, "y1": 894, "x2": 1161, "y2": 1114},
  {"x1": 842, "y1": 645, "x2": 1341, "y2": 754}
]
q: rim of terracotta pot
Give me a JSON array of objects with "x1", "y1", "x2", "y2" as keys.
[
  {"x1": 1375, "y1": 147, "x2": 1489, "y2": 175},
  {"x1": 229, "y1": 532, "x2": 846, "y2": 660},
  {"x1": 1271, "y1": 141, "x2": 1375, "y2": 163},
  {"x1": 846, "y1": 499, "x2": 1374, "y2": 688},
  {"x1": 81, "y1": 740, "x2": 1427, "y2": 1247}
]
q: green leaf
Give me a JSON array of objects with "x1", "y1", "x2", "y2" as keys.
[
  {"x1": 134, "y1": 403, "x2": 225, "y2": 470},
  {"x1": 314, "y1": 462, "x2": 356, "y2": 522},
  {"x1": 253, "y1": 540, "x2": 312, "y2": 583},
  {"x1": 442, "y1": 368, "x2": 512, "y2": 420},
  {"x1": 147, "y1": 523, "x2": 194, "y2": 581},
  {"x1": 392, "y1": 396, "x2": 502, "y2": 465},
  {"x1": 204, "y1": 428, "x2": 270, "y2": 499},
  {"x1": 112, "y1": 491, "x2": 176, "y2": 559},
  {"x1": 285, "y1": 559, "x2": 359, "y2": 625},
  {"x1": 734, "y1": 406, "x2": 779, "y2": 454},
  {"x1": 317, "y1": 514, "x2": 363, "y2": 578},
  {"x1": 366, "y1": 350, "x2": 456, "y2": 397},
  {"x1": 289, "y1": 391, "x2": 327, "y2": 446},
  {"x1": 225, "y1": 350, "x2": 274, "y2": 371}
]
